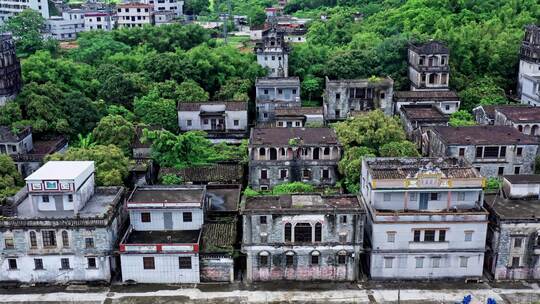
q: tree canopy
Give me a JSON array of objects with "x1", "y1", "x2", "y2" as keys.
[{"x1": 0, "y1": 155, "x2": 23, "y2": 203}]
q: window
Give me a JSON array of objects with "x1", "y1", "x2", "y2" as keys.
[
  {"x1": 500, "y1": 146, "x2": 506, "y2": 157},
  {"x1": 278, "y1": 89, "x2": 283, "y2": 94},
  {"x1": 335, "y1": 93, "x2": 340, "y2": 99},
  {"x1": 285, "y1": 253, "x2": 294, "y2": 266},
  {"x1": 457, "y1": 192, "x2": 465, "y2": 201},
  {"x1": 311, "y1": 252, "x2": 319, "y2": 265},
  {"x1": 514, "y1": 166, "x2": 521, "y2": 174},
  {"x1": 464, "y1": 231, "x2": 473, "y2": 242},
  {"x1": 498, "y1": 167, "x2": 504, "y2": 176},
  {"x1": 475, "y1": 147, "x2": 483, "y2": 158},
  {"x1": 204, "y1": 119, "x2": 209, "y2": 124},
  {"x1": 335, "y1": 110, "x2": 340, "y2": 117},
  {"x1": 338, "y1": 252, "x2": 347, "y2": 264},
  {"x1": 179, "y1": 257, "x2": 192, "y2": 269},
  {"x1": 279, "y1": 169, "x2": 288, "y2": 179},
  {"x1": 44, "y1": 181, "x2": 57, "y2": 190},
  {"x1": 186, "y1": 120, "x2": 192, "y2": 127},
  {"x1": 8, "y1": 258, "x2": 17, "y2": 270},
  {"x1": 29, "y1": 231, "x2": 37, "y2": 248},
  {"x1": 409, "y1": 192, "x2": 417, "y2": 201},
  {"x1": 67, "y1": 194, "x2": 73, "y2": 202},
  {"x1": 62, "y1": 231, "x2": 69, "y2": 247},
  {"x1": 143, "y1": 257, "x2": 155, "y2": 269},
  {"x1": 259, "y1": 253, "x2": 268, "y2": 266},
  {"x1": 294, "y1": 223, "x2": 312, "y2": 242},
  {"x1": 43, "y1": 195, "x2": 50, "y2": 203},
  {"x1": 424, "y1": 230, "x2": 436, "y2": 242},
  {"x1": 339, "y1": 232, "x2": 347, "y2": 243},
  {"x1": 459, "y1": 148, "x2": 465, "y2": 156},
  {"x1": 431, "y1": 257, "x2": 441, "y2": 268},
  {"x1": 61, "y1": 258, "x2": 70, "y2": 270},
  {"x1": 85, "y1": 238, "x2": 95, "y2": 249},
  {"x1": 292, "y1": 89, "x2": 297, "y2": 94},
  {"x1": 445, "y1": 105, "x2": 450, "y2": 111},
  {"x1": 264, "y1": 89, "x2": 268, "y2": 94},
  {"x1": 383, "y1": 193, "x2": 391, "y2": 201},
  {"x1": 384, "y1": 257, "x2": 393, "y2": 268},
  {"x1": 284, "y1": 223, "x2": 292, "y2": 242},
  {"x1": 259, "y1": 216, "x2": 267, "y2": 224},
  {"x1": 260, "y1": 169, "x2": 268, "y2": 180},
  {"x1": 141, "y1": 212, "x2": 151, "y2": 223},
  {"x1": 259, "y1": 148, "x2": 266, "y2": 157},
  {"x1": 234, "y1": 120, "x2": 239, "y2": 126},
  {"x1": 86, "y1": 257, "x2": 97, "y2": 269},
  {"x1": 340, "y1": 215, "x2": 347, "y2": 224},
  {"x1": 517, "y1": 147, "x2": 523, "y2": 156},
  {"x1": 322, "y1": 169, "x2": 330, "y2": 179},
  {"x1": 459, "y1": 257, "x2": 468, "y2": 268},
  {"x1": 34, "y1": 258, "x2": 44, "y2": 270},
  {"x1": 302, "y1": 169, "x2": 311, "y2": 179},
  {"x1": 415, "y1": 257, "x2": 424, "y2": 268},
  {"x1": 483, "y1": 146, "x2": 500, "y2": 158},
  {"x1": 4, "y1": 234, "x2": 14, "y2": 249},
  {"x1": 514, "y1": 238, "x2": 523, "y2": 248},
  {"x1": 42, "y1": 231, "x2": 56, "y2": 247},
  {"x1": 183, "y1": 212, "x2": 193, "y2": 222},
  {"x1": 511, "y1": 257, "x2": 520, "y2": 268},
  {"x1": 438, "y1": 230, "x2": 446, "y2": 242},
  {"x1": 413, "y1": 230, "x2": 421, "y2": 242},
  {"x1": 380, "y1": 92, "x2": 386, "y2": 99},
  {"x1": 430, "y1": 193, "x2": 439, "y2": 201},
  {"x1": 387, "y1": 232, "x2": 396, "y2": 243},
  {"x1": 314, "y1": 223, "x2": 322, "y2": 242},
  {"x1": 323, "y1": 147, "x2": 330, "y2": 155}
]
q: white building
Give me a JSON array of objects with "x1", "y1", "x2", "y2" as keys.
[
  {"x1": 119, "y1": 185, "x2": 205, "y2": 284},
  {"x1": 145, "y1": 0, "x2": 183, "y2": 16},
  {"x1": 521, "y1": 74, "x2": 540, "y2": 106},
  {"x1": 255, "y1": 27, "x2": 289, "y2": 77},
  {"x1": 0, "y1": 0, "x2": 50, "y2": 24},
  {"x1": 153, "y1": 10, "x2": 175, "y2": 26},
  {"x1": 518, "y1": 25, "x2": 540, "y2": 101},
  {"x1": 84, "y1": 11, "x2": 115, "y2": 31},
  {"x1": 0, "y1": 161, "x2": 125, "y2": 284},
  {"x1": 117, "y1": 3, "x2": 153, "y2": 28},
  {"x1": 360, "y1": 157, "x2": 488, "y2": 280},
  {"x1": 46, "y1": 10, "x2": 85, "y2": 41}
]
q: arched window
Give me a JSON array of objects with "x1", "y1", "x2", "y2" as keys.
[
  {"x1": 29, "y1": 231, "x2": 37, "y2": 248},
  {"x1": 284, "y1": 223, "x2": 292, "y2": 242},
  {"x1": 269, "y1": 148, "x2": 277, "y2": 160},
  {"x1": 61, "y1": 231, "x2": 69, "y2": 248},
  {"x1": 311, "y1": 251, "x2": 320, "y2": 265},
  {"x1": 259, "y1": 251, "x2": 269, "y2": 267},
  {"x1": 314, "y1": 223, "x2": 322, "y2": 242},
  {"x1": 259, "y1": 148, "x2": 266, "y2": 157},
  {"x1": 518, "y1": 125, "x2": 523, "y2": 132},
  {"x1": 294, "y1": 223, "x2": 312, "y2": 242},
  {"x1": 337, "y1": 250, "x2": 348, "y2": 264},
  {"x1": 285, "y1": 251, "x2": 295, "y2": 267}
]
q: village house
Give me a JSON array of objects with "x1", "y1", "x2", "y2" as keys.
[
  {"x1": 274, "y1": 107, "x2": 324, "y2": 128},
  {"x1": 392, "y1": 90, "x2": 460, "y2": 115},
  {"x1": 84, "y1": 11, "x2": 115, "y2": 31},
  {"x1": 518, "y1": 25, "x2": 540, "y2": 104},
  {"x1": 46, "y1": 9, "x2": 85, "y2": 41},
  {"x1": 117, "y1": 3, "x2": 154, "y2": 28},
  {"x1": 0, "y1": 161, "x2": 125, "y2": 284},
  {"x1": 485, "y1": 175, "x2": 540, "y2": 280},
  {"x1": 241, "y1": 193, "x2": 365, "y2": 282},
  {"x1": 255, "y1": 77, "x2": 301, "y2": 122},
  {"x1": 426, "y1": 126, "x2": 540, "y2": 177},
  {"x1": 177, "y1": 102, "x2": 248, "y2": 143},
  {"x1": 493, "y1": 105, "x2": 540, "y2": 136},
  {"x1": 408, "y1": 41, "x2": 450, "y2": 91},
  {"x1": 473, "y1": 105, "x2": 505, "y2": 125},
  {"x1": 399, "y1": 104, "x2": 448, "y2": 150},
  {"x1": 248, "y1": 127, "x2": 341, "y2": 190},
  {"x1": 0, "y1": 33, "x2": 21, "y2": 106},
  {"x1": 360, "y1": 157, "x2": 488, "y2": 280},
  {"x1": 255, "y1": 26, "x2": 289, "y2": 77},
  {"x1": 323, "y1": 76, "x2": 394, "y2": 121}
]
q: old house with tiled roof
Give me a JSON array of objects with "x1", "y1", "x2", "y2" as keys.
[
  {"x1": 399, "y1": 104, "x2": 448, "y2": 149},
  {"x1": 361, "y1": 157, "x2": 487, "y2": 280},
  {"x1": 426, "y1": 126, "x2": 540, "y2": 177},
  {"x1": 494, "y1": 106, "x2": 540, "y2": 136},
  {"x1": 393, "y1": 90, "x2": 460, "y2": 115},
  {"x1": 408, "y1": 41, "x2": 450, "y2": 91},
  {"x1": 255, "y1": 77, "x2": 301, "y2": 123},
  {"x1": 248, "y1": 127, "x2": 342, "y2": 190},
  {"x1": 255, "y1": 26, "x2": 289, "y2": 77},
  {"x1": 274, "y1": 107, "x2": 323, "y2": 127},
  {"x1": 241, "y1": 193, "x2": 365, "y2": 282},
  {"x1": 159, "y1": 163, "x2": 244, "y2": 185}
]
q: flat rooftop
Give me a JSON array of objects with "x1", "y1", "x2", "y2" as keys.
[
  {"x1": 124, "y1": 230, "x2": 201, "y2": 244},
  {"x1": 431, "y1": 126, "x2": 540, "y2": 145},
  {"x1": 364, "y1": 157, "x2": 480, "y2": 180},
  {"x1": 128, "y1": 186, "x2": 205, "y2": 205},
  {"x1": 25, "y1": 161, "x2": 94, "y2": 181},
  {"x1": 206, "y1": 185, "x2": 241, "y2": 212},
  {"x1": 401, "y1": 105, "x2": 448, "y2": 122},
  {"x1": 325, "y1": 77, "x2": 393, "y2": 88},
  {"x1": 496, "y1": 106, "x2": 540, "y2": 122},
  {"x1": 15, "y1": 187, "x2": 123, "y2": 219},
  {"x1": 243, "y1": 194, "x2": 362, "y2": 213},
  {"x1": 250, "y1": 127, "x2": 339, "y2": 145},
  {"x1": 504, "y1": 175, "x2": 540, "y2": 185},
  {"x1": 256, "y1": 77, "x2": 300, "y2": 86},
  {"x1": 0, "y1": 126, "x2": 30, "y2": 143},
  {"x1": 486, "y1": 193, "x2": 540, "y2": 221},
  {"x1": 177, "y1": 101, "x2": 247, "y2": 111},
  {"x1": 275, "y1": 107, "x2": 323, "y2": 116}
]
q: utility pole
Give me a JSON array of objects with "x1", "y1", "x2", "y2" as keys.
[{"x1": 222, "y1": 0, "x2": 231, "y2": 44}]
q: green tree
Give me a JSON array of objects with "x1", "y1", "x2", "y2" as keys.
[
  {"x1": 160, "y1": 174, "x2": 183, "y2": 185},
  {"x1": 134, "y1": 90, "x2": 178, "y2": 132},
  {"x1": 0, "y1": 155, "x2": 23, "y2": 203},
  {"x1": 301, "y1": 76, "x2": 320, "y2": 102},
  {"x1": 106, "y1": 105, "x2": 136, "y2": 122},
  {"x1": 272, "y1": 182, "x2": 315, "y2": 195},
  {"x1": 1, "y1": 9, "x2": 57, "y2": 56},
  {"x1": 214, "y1": 77, "x2": 251, "y2": 101},
  {"x1": 46, "y1": 145, "x2": 130, "y2": 186},
  {"x1": 459, "y1": 77, "x2": 508, "y2": 112},
  {"x1": 97, "y1": 72, "x2": 147, "y2": 108},
  {"x1": 92, "y1": 115, "x2": 135, "y2": 156},
  {"x1": 338, "y1": 146, "x2": 376, "y2": 193},
  {"x1": 176, "y1": 80, "x2": 209, "y2": 102},
  {"x1": 449, "y1": 110, "x2": 477, "y2": 127},
  {"x1": 379, "y1": 141, "x2": 420, "y2": 157}
]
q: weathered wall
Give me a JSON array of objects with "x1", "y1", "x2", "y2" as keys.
[
  {"x1": 200, "y1": 256, "x2": 233, "y2": 282},
  {"x1": 120, "y1": 253, "x2": 200, "y2": 283}
]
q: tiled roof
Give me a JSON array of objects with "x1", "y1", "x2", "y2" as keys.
[
  {"x1": 250, "y1": 127, "x2": 339, "y2": 145},
  {"x1": 243, "y1": 194, "x2": 362, "y2": 212},
  {"x1": 118, "y1": 3, "x2": 153, "y2": 8},
  {"x1": 431, "y1": 126, "x2": 540, "y2": 145},
  {"x1": 393, "y1": 90, "x2": 459, "y2": 101},
  {"x1": 409, "y1": 41, "x2": 449, "y2": 54},
  {"x1": 159, "y1": 163, "x2": 244, "y2": 183},
  {"x1": 275, "y1": 107, "x2": 323, "y2": 116},
  {"x1": 365, "y1": 157, "x2": 480, "y2": 180},
  {"x1": 504, "y1": 175, "x2": 540, "y2": 185},
  {"x1": 401, "y1": 105, "x2": 448, "y2": 122},
  {"x1": 177, "y1": 101, "x2": 247, "y2": 111},
  {"x1": 201, "y1": 220, "x2": 236, "y2": 253},
  {"x1": 0, "y1": 126, "x2": 31, "y2": 143},
  {"x1": 496, "y1": 106, "x2": 540, "y2": 122}
]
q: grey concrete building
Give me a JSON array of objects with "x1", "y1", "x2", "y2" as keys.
[
  {"x1": 0, "y1": 161, "x2": 125, "y2": 284},
  {"x1": 0, "y1": 126, "x2": 33, "y2": 156},
  {"x1": 0, "y1": 34, "x2": 21, "y2": 106},
  {"x1": 518, "y1": 25, "x2": 540, "y2": 102},
  {"x1": 408, "y1": 41, "x2": 450, "y2": 91},
  {"x1": 392, "y1": 90, "x2": 460, "y2": 115},
  {"x1": 426, "y1": 126, "x2": 540, "y2": 177},
  {"x1": 274, "y1": 107, "x2": 324, "y2": 128},
  {"x1": 255, "y1": 77, "x2": 300, "y2": 122},
  {"x1": 493, "y1": 105, "x2": 540, "y2": 136},
  {"x1": 241, "y1": 194, "x2": 365, "y2": 282},
  {"x1": 399, "y1": 104, "x2": 448, "y2": 150},
  {"x1": 255, "y1": 26, "x2": 289, "y2": 77},
  {"x1": 361, "y1": 157, "x2": 487, "y2": 280},
  {"x1": 485, "y1": 175, "x2": 540, "y2": 280},
  {"x1": 323, "y1": 76, "x2": 394, "y2": 121},
  {"x1": 177, "y1": 102, "x2": 248, "y2": 143},
  {"x1": 248, "y1": 127, "x2": 342, "y2": 190},
  {"x1": 473, "y1": 105, "x2": 503, "y2": 125}
]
